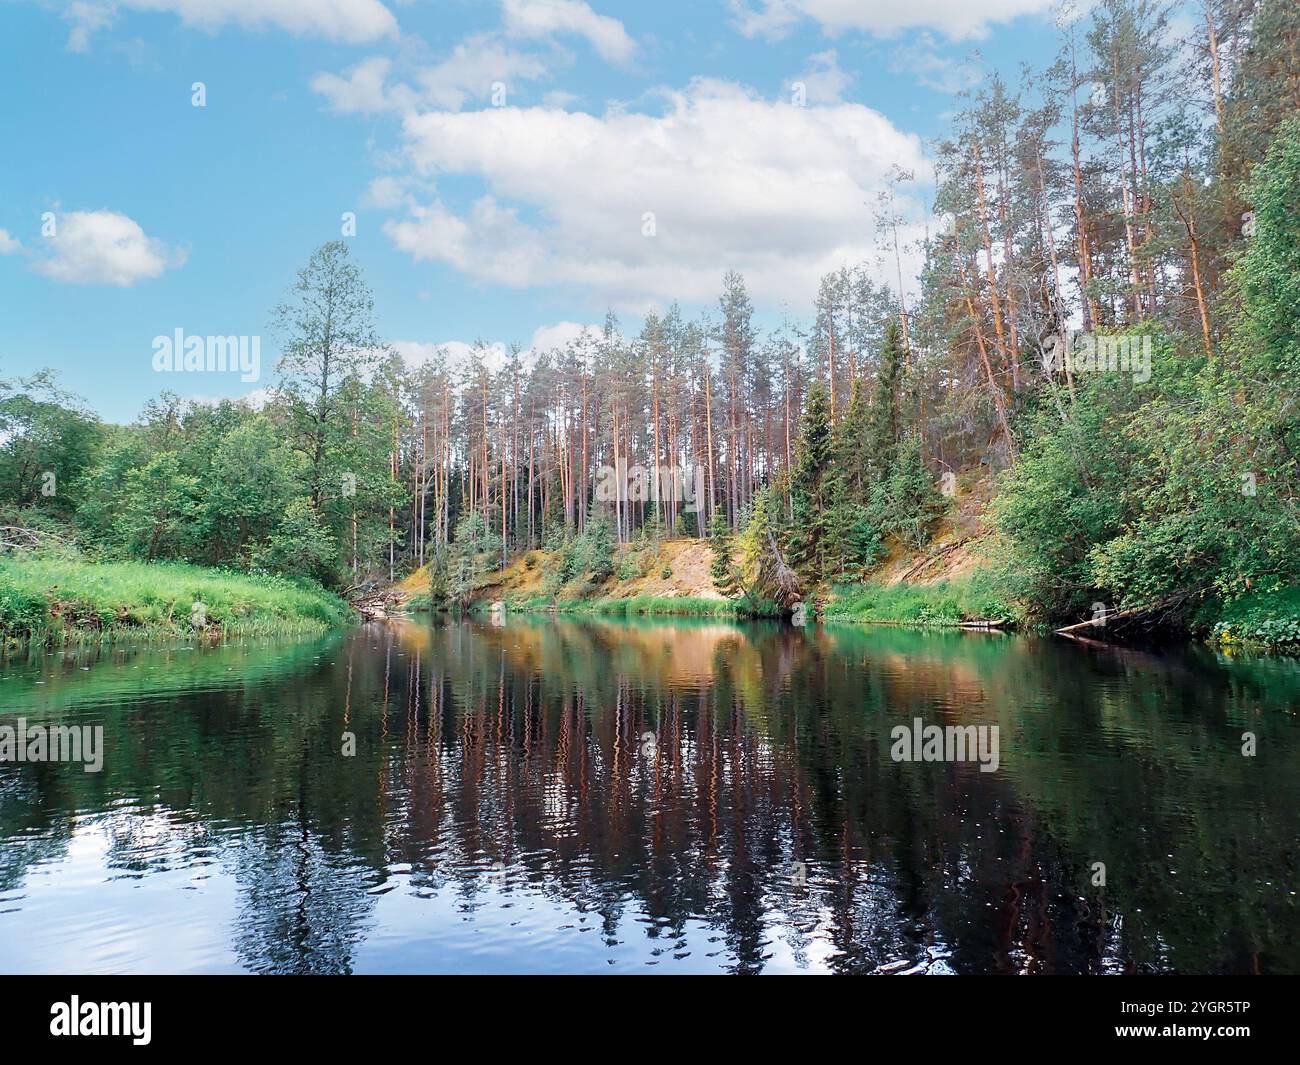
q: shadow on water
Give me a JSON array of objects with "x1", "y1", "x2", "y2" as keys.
[{"x1": 0, "y1": 618, "x2": 1297, "y2": 974}]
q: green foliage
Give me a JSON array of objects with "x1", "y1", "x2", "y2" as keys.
[
  {"x1": 863, "y1": 433, "x2": 946, "y2": 552},
  {"x1": 0, "y1": 374, "x2": 102, "y2": 515},
  {"x1": 1232, "y1": 113, "x2": 1300, "y2": 389},
  {"x1": 448, "y1": 511, "x2": 502, "y2": 605},
  {"x1": 995, "y1": 318, "x2": 1300, "y2": 625},
  {"x1": 252, "y1": 498, "x2": 338, "y2": 584},
  {"x1": 427, "y1": 548, "x2": 451, "y2": 610},
  {"x1": 1211, "y1": 587, "x2": 1300, "y2": 650},
  {"x1": 583, "y1": 513, "x2": 616, "y2": 582},
  {"x1": 787, "y1": 381, "x2": 834, "y2": 585},
  {"x1": 867, "y1": 318, "x2": 905, "y2": 479},
  {"x1": 114, "y1": 451, "x2": 202, "y2": 562},
  {"x1": 708, "y1": 508, "x2": 741, "y2": 597},
  {"x1": 548, "y1": 512, "x2": 615, "y2": 592},
  {"x1": 616, "y1": 526, "x2": 658, "y2": 581}
]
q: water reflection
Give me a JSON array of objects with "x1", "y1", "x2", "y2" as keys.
[{"x1": 1, "y1": 619, "x2": 1297, "y2": 974}]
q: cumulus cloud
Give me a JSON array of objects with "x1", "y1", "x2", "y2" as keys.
[
  {"x1": 502, "y1": 0, "x2": 637, "y2": 64},
  {"x1": 312, "y1": 56, "x2": 405, "y2": 114},
  {"x1": 33, "y1": 210, "x2": 185, "y2": 286},
  {"x1": 119, "y1": 0, "x2": 397, "y2": 44},
  {"x1": 0, "y1": 229, "x2": 22, "y2": 255},
  {"x1": 380, "y1": 78, "x2": 930, "y2": 309},
  {"x1": 313, "y1": 37, "x2": 551, "y2": 114},
  {"x1": 729, "y1": 0, "x2": 1056, "y2": 41}
]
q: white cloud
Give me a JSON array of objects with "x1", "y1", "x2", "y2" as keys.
[
  {"x1": 389, "y1": 323, "x2": 603, "y2": 376},
  {"x1": 543, "y1": 89, "x2": 580, "y2": 109},
  {"x1": 414, "y1": 35, "x2": 551, "y2": 110},
  {"x1": 791, "y1": 49, "x2": 852, "y2": 103},
  {"x1": 529, "y1": 321, "x2": 601, "y2": 352},
  {"x1": 33, "y1": 210, "x2": 185, "y2": 286},
  {"x1": 311, "y1": 4, "x2": 634, "y2": 116},
  {"x1": 0, "y1": 229, "x2": 22, "y2": 255},
  {"x1": 392, "y1": 338, "x2": 515, "y2": 373},
  {"x1": 384, "y1": 196, "x2": 549, "y2": 288},
  {"x1": 313, "y1": 36, "x2": 551, "y2": 114},
  {"x1": 363, "y1": 174, "x2": 415, "y2": 210},
  {"x1": 890, "y1": 34, "x2": 984, "y2": 93},
  {"x1": 312, "y1": 56, "x2": 406, "y2": 114},
  {"x1": 120, "y1": 0, "x2": 397, "y2": 44},
  {"x1": 63, "y1": 1, "x2": 117, "y2": 53},
  {"x1": 502, "y1": 0, "x2": 636, "y2": 64},
  {"x1": 729, "y1": 0, "x2": 1055, "y2": 41},
  {"x1": 380, "y1": 78, "x2": 931, "y2": 309}
]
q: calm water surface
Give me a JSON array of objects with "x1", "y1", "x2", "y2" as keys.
[{"x1": 1, "y1": 617, "x2": 1297, "y2": 974}]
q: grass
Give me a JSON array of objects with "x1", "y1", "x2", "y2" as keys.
[
  {"x1": 0, "y1": 556, "x2": 352, "y2": 645},
  {"x1": 821, "y1": 576, "x2": 1017, "y2": 628},
  {"x1": 491, "y1": 593, "x2": 782, "y2": 618}
]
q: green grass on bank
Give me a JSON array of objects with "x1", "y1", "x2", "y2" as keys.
[
  {"x1": 482, "y1": 593, "x2": 783, "y2": 619},
  {"x1": 460, "y1": 580, "x2": 1014, "y2": 627},
  {"x1": 822, "y1": 576, "x2": 1017, "y2": 628},
  {"x1": 0, "y1": 557, "x2": 352, "y2": 644}
]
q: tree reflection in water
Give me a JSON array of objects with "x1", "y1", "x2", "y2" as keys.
[{"x1": 1, "y1": 618, "x2": 1297, "y2": 974}]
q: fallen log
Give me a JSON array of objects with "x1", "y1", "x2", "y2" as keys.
[{"x1": 1053, "y1": 598, "x2": 1178, "y2": 635}]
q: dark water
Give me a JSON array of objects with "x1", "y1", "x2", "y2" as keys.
[{"x1": 1, "y1": 617, "x2": 1297, "y2": 974}]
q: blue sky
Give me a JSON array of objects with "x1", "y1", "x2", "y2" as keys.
[{"x1": 1, "y1": 0, "x2": 1066, "y2": 422}]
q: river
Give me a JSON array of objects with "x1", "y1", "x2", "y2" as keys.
[{"x1": 1, "y1": 617, "x2": 1297, "y2": 974}]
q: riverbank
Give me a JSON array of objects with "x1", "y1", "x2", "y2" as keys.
[
  {"x1": 0, "y1": 557, "x2": 352, "y2": 644},
  {"x1": 395, "y1": 535, "x2": 1010, "y2": 626},
  {"x1": 482, "y1": 593, "x2": 782, "y2": 618},
  {"x1": 393, "y1": 528, "x2": 1297, "y2": 648}
]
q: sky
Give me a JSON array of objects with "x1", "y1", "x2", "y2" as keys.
[{"x1": 0, "y1": 0, "x2": 1067, "y2": 423}]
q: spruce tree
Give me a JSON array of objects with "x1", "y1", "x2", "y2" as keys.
[
  {"x1": 708, "y1": 507, "x2": 742, "y2": 598},
  {"x1": 835, "y1": 376, "x2": 872, "y2": 501},
  {"x1": 788, "y1": 381, "x2": 834, "y2": 585},
  {"x1": 867, "y1": 319, "x2": 904, "y2": 483}
]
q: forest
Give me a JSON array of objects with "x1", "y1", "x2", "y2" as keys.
[{"x1": 2, "y1": 0, "x2": 1299, "y2": 645}]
